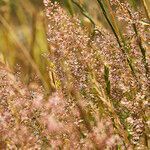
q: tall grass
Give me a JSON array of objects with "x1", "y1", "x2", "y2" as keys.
[{"x1": 0, "y1": 0, "x2": 149, "y2": 149}]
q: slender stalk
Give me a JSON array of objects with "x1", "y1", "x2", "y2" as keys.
[
  {"x1": 127, "y1": 8, "x2": 149, "y2": 80},
  {"x1": 90, "y1": 75, "x2": 131, "y2": 147},
  {"x1": 0, "y1": 15, "x2": 50, "y2": 95},
  {"x1": 71, "y1": 0, "x2": 104, "y2": 37},
  {"x1": 71, "y1": 0, "x2": 96, "y2": 28},
  {"x1": 141, "y1": 0, "x2": 150, "y2": 21},
  {"x1": 27, "y1": 12, "x2": 37, "y2": 84},
  {"x1": 96, "y1": 0, "x2": 139, "y2": 84},
  {"x1": 66, "y1": 0, "x2": 74, "y2": 16}
]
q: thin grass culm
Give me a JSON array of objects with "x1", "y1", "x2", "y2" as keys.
[{"x1": 0, "y1": 0, "x2": 149, "y2": 149}]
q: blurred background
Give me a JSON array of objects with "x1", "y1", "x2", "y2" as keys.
[{"x1": 0, "y1": 0, "x2": 149, "y2": 94}]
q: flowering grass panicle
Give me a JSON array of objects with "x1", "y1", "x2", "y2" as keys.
[
  {"x1": 0, "y1": 0, "x2": 149, "y2": 149},
  {"x1": 44, "y1": 0, "x2": 149, "y2": 149}
]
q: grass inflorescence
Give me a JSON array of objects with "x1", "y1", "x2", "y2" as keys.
[{"x1": 0, "y1": 0, "x2": 149, "y2": 149}]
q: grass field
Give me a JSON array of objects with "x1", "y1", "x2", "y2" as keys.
[{"x1": 0, "y1": 0, "x2": 149, "y2": 149}]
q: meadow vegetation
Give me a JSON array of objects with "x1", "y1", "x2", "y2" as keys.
[{"x1": 0, "y1": 0, "x2": 149, "y2": 149}]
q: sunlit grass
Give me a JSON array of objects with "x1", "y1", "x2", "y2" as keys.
[{"x1": 0, "y1": 0, "x2": 149, "y2": 149}]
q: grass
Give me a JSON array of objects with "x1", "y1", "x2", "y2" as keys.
[{"x1": 0, "y1": 0, "x2": 149, "y2": 149}]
